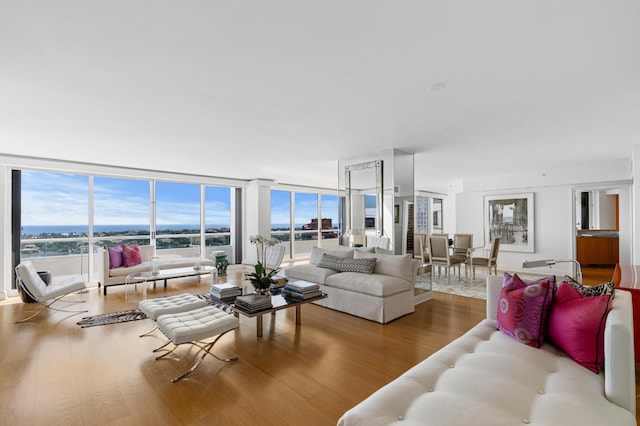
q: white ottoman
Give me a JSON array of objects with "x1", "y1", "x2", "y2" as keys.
[
  {"x1": 154, "y1": 305, "x2": 239, "y2": 382},
  {"x1": 139, "y1": 293, "x2": 208, "y2": 320},
  {"x1": 138, "y1": 293, "x2": 208, "y2": 337}
]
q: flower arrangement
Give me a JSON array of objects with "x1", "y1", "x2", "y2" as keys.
[{"x1": 247, "y1": 234, "x2": 281, "y2": 293}]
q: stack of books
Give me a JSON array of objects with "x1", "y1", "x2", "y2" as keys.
[
  {"x1": 270, "y1": 274, "x2": 289, "y2": 291},
  {"x1": 209, "y1": 283, "x2": 241, "y2": 303},
  {"x1": 282, "y1": 281, "x2": 323, "y2": 300},
  {"x1": 234, "y1": 293, "x2": 273, "y2": 313}
]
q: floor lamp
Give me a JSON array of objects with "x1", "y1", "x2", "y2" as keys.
[{"x1": 522, "y1": 259, "x2": 583, "y2": 282}]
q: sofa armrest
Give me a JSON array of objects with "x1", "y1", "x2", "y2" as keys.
[
  {"x1": 97, "y1": 246, "x2": 109, "y2": 284},
  {"x1": 604, "y1": 290, "x2": 636, "y2": 415},
  {"x1": 486, "y1": 275, "x2": 503, "y2": 320}
]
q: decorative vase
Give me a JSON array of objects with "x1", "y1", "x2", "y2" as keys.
[
  {"x1": 253, "y1": 285, "x2": 271, "y2": 296},
  {"x1": 212, "y1": 251, "x2": 229, "y2": 276}
]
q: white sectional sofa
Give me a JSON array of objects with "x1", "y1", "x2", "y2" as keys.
[
  {"x1": 97, "y1": 245, "x2": 214, "y2": 295},
  {"x1": 284, "y1": 246, "x2": 419, "y2": 323},
  {"x1": 338, "y1": 275, "x2": 636, "y2": 425}
]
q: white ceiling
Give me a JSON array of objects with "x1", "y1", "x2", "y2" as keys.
[{"x1": 1, "y1": 1, "x2": 639, "y2": 192}]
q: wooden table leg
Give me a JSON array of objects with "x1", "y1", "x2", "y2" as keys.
[{"x1": 295, "y1": 305, "x2": 301, "y2": 325}]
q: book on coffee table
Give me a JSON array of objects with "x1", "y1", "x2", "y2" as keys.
[{"x1": 234, "y1": 294, "x2": 273, "y2": 313}]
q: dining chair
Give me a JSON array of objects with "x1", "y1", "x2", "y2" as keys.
[
  {"x1": 428, "y1": 235, "x2": 464, "y2": 284},
  {"x1": 466, "y1": 237, "x2": 501, "y2": 279},
  {"x1": 453, "y1": 233, "x2": 473, "y2": 277}
]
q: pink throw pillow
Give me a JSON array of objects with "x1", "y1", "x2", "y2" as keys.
[
  {"x1": 497, "y1": 273, "x2": 555, "y2": 348},
  {"x1": 121, "y1": 243, "x2": 142, "y2": 267},
  {"x1": 548, "y1": 282, "x2": 612, "y2": 373},
  {"x1": 108, "y1": 245, "x2": 124, "y2": 269}
]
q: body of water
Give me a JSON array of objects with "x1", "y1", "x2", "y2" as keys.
[{"x1": 21, "y1": 223, "x2": 336, "y2": 236}]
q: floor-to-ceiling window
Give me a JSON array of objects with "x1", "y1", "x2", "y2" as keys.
[
  {"x1": 320, "y1": 194, "x2": 340, "y2": 243},
  {"x1": 271, "y1": 189, "x2": 341, "y2": 259},
  {"x1": 20, "y1": 171, "x2": 89, "y2": 280},
  {"x1": 155, "y1": 181, "x2": 202, "y2": 259},
  {"x1": 94, "y1": 176, "x2": 151, "y2": 247},
  {"x1": 294, "y1": 192, "x2": 319, "y2": 257},
  {"x1": 204, "y1": 185, "x2": 232, "y2": 259},
  {"x1": 17, "y1": 169, "x2": 238, "y2": 285}
]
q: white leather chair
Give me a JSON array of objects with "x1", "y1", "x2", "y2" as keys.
[
  {"x1": 367, "y1": 236, "x2": 390, "y2": 250},
  {"x1": 264, "y1": 244, "x2": 285, "y2": 271},
  {"x1": 14, "y1": 261, "x2": 87, "y2": 323}
]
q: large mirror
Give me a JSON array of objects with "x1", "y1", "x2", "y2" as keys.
[
  {"x1": 575, "y1": 189, "x2": 618, "y2": 231},
  {"x1": 343, "y1": 160, "x2": 383, "y2": 247}
]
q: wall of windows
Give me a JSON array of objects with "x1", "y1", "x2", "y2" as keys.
[
  {"x1": 271, "y1": 189, "x2": 341, "y2": 259},
  {"x1": 18, "y1": 169, "x2": 238, "y2": 283}
]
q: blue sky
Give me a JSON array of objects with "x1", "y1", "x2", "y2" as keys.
[{"x1": 21, "y1": 171, "x2": 339, "y2": 227}]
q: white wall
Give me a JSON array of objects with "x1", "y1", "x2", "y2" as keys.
[{"x1": 454, "y1": 159, "x2": 633, "y2": 277}]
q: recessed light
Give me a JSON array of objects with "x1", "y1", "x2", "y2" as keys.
[{"x1": 429, "y1": 82, "x2": 447, "y2": 91}]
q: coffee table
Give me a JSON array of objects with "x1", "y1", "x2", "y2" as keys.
[
  {"x1": 211, "y1": 288, "x2": 327, "y2": 337},
  {"x1": 125, "y1": 266, "x2": 216, "y2": 303}
]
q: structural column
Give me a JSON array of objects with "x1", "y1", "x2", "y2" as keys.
[{"x1": 243, "y1": 179, "x2": 274, "y2": 265}]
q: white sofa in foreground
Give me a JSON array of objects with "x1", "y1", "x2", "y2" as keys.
[
  {"x1": 97, "y1": 245, "x2": 214, "y2": 295},
  {"x1": 338, "y1": 275, "x2": 636, "y2": 425},
  {"x1": 284, "y1": 247, "x2": 418, "y2": 324}
]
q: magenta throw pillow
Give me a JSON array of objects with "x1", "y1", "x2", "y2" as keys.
[
  {"x1": 121, "y1": 243, "x2": 142, "y2": 267},
  {"x1": 497, "y1": 273, "x2": 555, "y2": 348},
  {"x1": 108, "y1": 245, "x2": 124, "y2": 269},
  {"x1": 548, "y1": 282, "x2": 612, "y2": 373}
]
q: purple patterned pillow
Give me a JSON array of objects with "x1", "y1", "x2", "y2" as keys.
[
  {"x1": 497, "y1": 273, "x2": 555, "y2": 348},
  {"x1": 108, "y1": 245, "x2": 124, "y2": 269}
]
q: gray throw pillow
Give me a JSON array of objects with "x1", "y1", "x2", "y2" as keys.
[{"x1": 317, "y1": 254, "x2": 377, "y2": 274}]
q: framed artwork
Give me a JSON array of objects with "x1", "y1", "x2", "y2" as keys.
[
  {"x1": 394, "y1": 205, "x2": 399, "y2": 223},
  {"x1": 484, "y1": 193, "x2": 534, "y2": 252}
]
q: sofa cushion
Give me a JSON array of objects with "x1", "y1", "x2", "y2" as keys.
[
  {"x1": 353, "y1": 251, "x2": 414, "y2": 282},
  {"x1": 548, "y1": 282, "x2": 612, "y2": 373},
  {"x1": 309, "y1": 246, "x2": 355, "y2": 265},
  {"x1": 563, "y1": 275, "x2": 615, "y2": 298},
  {"x1": 326, "y1": 272, "x2": 413, "y2": 297},
  {"x1": 108, "y1": 257, "x2": 214, "y2": 277},
  {"x1": 108, "y1": 245, "x2": 124, "y2": 269},
  {"x1": 497, "y1": 273, "x2": 555, "y2": 348},
  {"x1": 121, "y1": 243, "x2": 142, "y2": 267},
  {"x1": 284, "y1": 264, "x2": 339, "y2": 284},
  {"x1": 318, "y1": 254, "x2": 377, "y2": 274}
]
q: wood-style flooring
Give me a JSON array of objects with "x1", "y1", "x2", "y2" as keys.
[{"x1": 0, "y1": 267, "x2": 637, "y2": 425}]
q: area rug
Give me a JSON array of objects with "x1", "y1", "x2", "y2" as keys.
[
  {"x1": 416, "y1": 273, "x2": 488, "y2": 300},
  {"x1": 77, "y1": 309, "x2": 148, "y2": 328},
  {"x1": 417, "y1": 271, "x2": 558, "y2": 300}
]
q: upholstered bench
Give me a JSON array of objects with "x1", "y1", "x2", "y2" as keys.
[
  {"x1": 154, "y1": 305, "x2": 239, "y2": 382},
  {"x1": 138, "y1": 293, "x2": 209, "y2": 337}
]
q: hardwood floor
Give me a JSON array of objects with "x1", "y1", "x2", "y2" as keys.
[
  {"x1": 581, "y1": 265, "x2": 616, "y2": 285},
  {"x1": 0, "y1": 268, "x2": 637, "y2": 425}
]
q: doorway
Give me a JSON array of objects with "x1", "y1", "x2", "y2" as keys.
[{"x1": 574, "y1": 184, "x2": 631, "y2": 284}]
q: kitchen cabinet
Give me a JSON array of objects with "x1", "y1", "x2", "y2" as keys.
[{"x1": 576, "y1": 235, "x2": 619, "y2": 266}]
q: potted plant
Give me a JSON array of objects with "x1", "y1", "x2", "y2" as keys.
[{"x1": 247, "y1": 235, "x2": 281, "y2": 295}]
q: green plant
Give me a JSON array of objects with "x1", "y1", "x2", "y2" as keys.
[{"x1": 247, "y1": 235, "x2": 281, "y2": 290}]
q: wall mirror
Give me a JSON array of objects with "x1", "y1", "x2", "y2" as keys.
[
  {"x1": 343, "y1": 160, "x2": 383, "y2": 247},
  {"x1": 575, "y1": 189, "x2": 619, "y2": 231}
]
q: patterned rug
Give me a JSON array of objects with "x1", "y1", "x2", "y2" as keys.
[
  {"x1": 416, "y1": 273, "x2": 488, "y2": 300},
  {"x1": 77, "y1": 309, "x2": 148, "y2": 328},
  {"x1": 416, "y1": 271, "x2": 557, "y2": 300}
]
